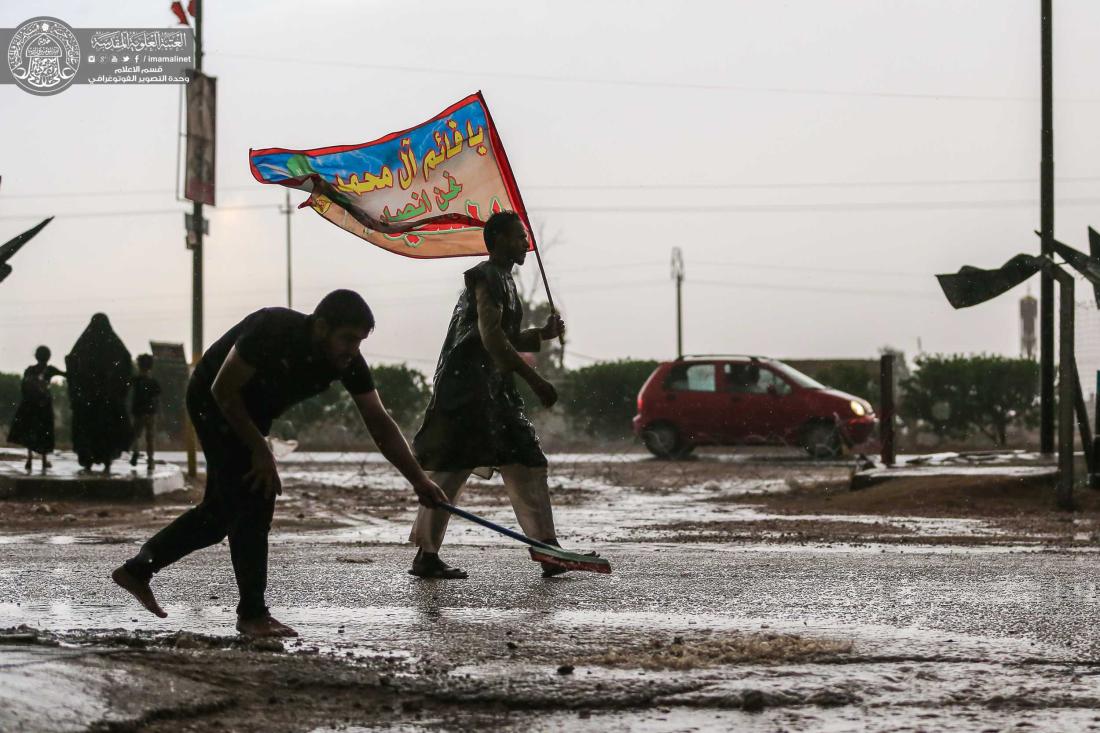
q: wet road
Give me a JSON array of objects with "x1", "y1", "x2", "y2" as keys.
[
  {"x1": 2, "y1": 539, "x2": 1099, "y2": 657},
  {"x1": 3, "y1": 453, "x2": 1100, "y2": 731},
  {"x1": 4, "y1": 538, "x2": 1100, "y2": 731}
]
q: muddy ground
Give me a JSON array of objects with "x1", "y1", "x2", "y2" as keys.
[{"x1": 3, "y1": 449, "x2": 1100, "y2": 731}]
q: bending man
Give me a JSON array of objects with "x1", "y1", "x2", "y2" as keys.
[{"x1": 113, "y1": 290, "x2": 446, "y2": 637}]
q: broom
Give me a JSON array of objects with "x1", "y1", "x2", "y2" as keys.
[{"x1": 439, "y1": 502, "x2": 611, "y2": 574}]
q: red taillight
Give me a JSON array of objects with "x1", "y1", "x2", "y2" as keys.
[{"x1": 637, "y1": 393, "x2": 644, "y2": 412}]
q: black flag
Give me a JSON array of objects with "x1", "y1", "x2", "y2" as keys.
[
  {"x1": 0, "y1": 216, "x2": 53, "y2": 285},
  {"x1": 936, "y1": 253, "x2": 1044, "y2": 309}
]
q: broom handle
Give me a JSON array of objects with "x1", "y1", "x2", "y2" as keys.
[
  {"x1": 439, "y1": 502, "x2": 559, "y2": 552},
  {"x1": 531, "y1": 244, "x2": 565, "y2": 347}
]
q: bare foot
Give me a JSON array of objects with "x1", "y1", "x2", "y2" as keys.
[
  {"x1": 236, "y1": 615, "x2": 299, "y2": 638},
  {"x1": 111, "y1": 565, "x2": 167, "y2": 618}
]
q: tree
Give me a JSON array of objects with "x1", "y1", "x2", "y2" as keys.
[
  {"x1": 0, "y1": 372, "x2": 70, "y2": 447},
  {"x1": 812, "y1": 362, "x2": 881, "y2": 409},
  {"x1": 901, "y1": 354, "x2": 980, "y2": 442},
  {"x1": 274, "y1": 362, "x2": 432, "y2": 443},
  {"x1": 560, "y1": 359, "x2": 659, "y2": 439},
  {"x1": 967, "y1": 355, "x2": 1039, "y2": 446},
  {"x1": 900, "y1": 354, "x2": 1039, "y2": 446},
  {"x1": 0, "y1": 372, "x2": 20, "y2": 430},
  {"x1": 371, "y1": 363, "x2": 431, "y2": 431}
]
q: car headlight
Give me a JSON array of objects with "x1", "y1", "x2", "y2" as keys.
[{"x1": 850, "y1": 400, "x2": 866, "y2": 417}]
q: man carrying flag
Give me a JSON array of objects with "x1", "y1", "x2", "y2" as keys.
[
  {"x1": 248, "y1": 93, "x2": 591, "y2": 578},
  {"x1": 408, "y1": 211, "x2": 570, "y2": 579}
]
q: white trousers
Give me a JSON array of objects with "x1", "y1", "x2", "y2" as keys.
[{"x1": 408, "y1": 465, "x2": 557, "y2": 553}]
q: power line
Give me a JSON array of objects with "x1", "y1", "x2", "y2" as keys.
[
  {"x1": 534, "y1": 196, "x2": 1100, "y2": 214},
  {"x1": 0, "y1": 185, "x2": 263, "y2": 200},
  {"x1": 565, "y1": 350, "x2": 609, "y2": 364},
  {"x1": 208, "y1": 50, "x2": 1100, "y2": 103},
  {"x1": 555, "y1": 277, "x2": 940, "y2": 300},
  {"x1": 11, "y1": 175, "x2": 1100, "y2": 201},
  {"x1": 692, "y1": 279, "x2": 939, "y2": 300},
  {"x1": 691, "y1": 261, "x2": 929, "y2": 278},
  {"x1": 528, "y1": 176, "x2": 1100, "y2": 191},
  {"x1": 0, "y1": 203, "x2": 279, "y2": 221},
  {"x1": 8, "y1": 195, "x2": 1100, "y2": 223}
]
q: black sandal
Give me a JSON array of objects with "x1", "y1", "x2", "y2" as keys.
[{"x1": 409, "y1": 550, "x2": 468, "y2": 579}]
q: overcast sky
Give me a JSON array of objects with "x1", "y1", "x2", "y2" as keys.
[{"x1": 4, "y1": 0, "x2": 1100, "y2": 376}]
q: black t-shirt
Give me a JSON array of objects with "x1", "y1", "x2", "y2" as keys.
[
  {"x1": 190, "y1": 308, "x2": 375, "y2": 434},
  {"x1": 131, "y1": 374, "x2": 161, "y2": 415}
]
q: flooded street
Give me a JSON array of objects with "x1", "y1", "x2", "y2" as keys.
[{"x1": 3, "y1": 453, "x2": 1100, "y2": 731}]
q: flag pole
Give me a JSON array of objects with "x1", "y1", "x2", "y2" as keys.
[
  {"x1": 473, "y1": 91, "x2": 564, "y2": 349},
  {"x1": 530, "y1": 243, "x2": 564, "y2": 348}
]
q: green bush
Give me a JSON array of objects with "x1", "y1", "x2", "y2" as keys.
[
  {"x1": 371, "y1": 363, "x2": 431, "y2": 430},
  {"x1": 810, "y1": 363, "x2": 881, "y2": 408},
  {"x1": 0, "y1": 372, "x2": 19, "y2": 429},
  {"x1": 901, "y1": 354, "x2": 1039, "y2": 446},
  {"x1": 275, "y1": 362, "x2": 431, "y2": 441},
  {"x1": 1, "y1": 372, "x2": 70, "y2": 447},
  {"x1": 560, "y1": 359, "x2": 659, "y2": 439}
]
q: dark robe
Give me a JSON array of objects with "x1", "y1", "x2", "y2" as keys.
[
  {"x1": 413, "y1": 261, "x2": 546, "y2": 472},
  {"x1": 7, "y1": 363, "x2": 62, "y2": 455},
  {"x1": 66, "y1": 314, "x2": 133, "y2": 467}
]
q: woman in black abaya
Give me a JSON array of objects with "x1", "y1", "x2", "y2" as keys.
[{"x1": 66, "y1": 314, "x2": 133, "y2": 473}]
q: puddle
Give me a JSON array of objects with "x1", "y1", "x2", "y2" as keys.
[{"x1": 0, "y1": 534, "x2": 138, "y2": 546}]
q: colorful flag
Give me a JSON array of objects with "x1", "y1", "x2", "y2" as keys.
[{"x1": 248, "y1": 92, "x2": 534, "y2": 259}]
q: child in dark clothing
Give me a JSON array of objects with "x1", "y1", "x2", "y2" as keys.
[
  {"x1": 8, "y1": 346, "x2": 65, "y2": 472},
  {"x1": 130, "y1": 354, "x2": 161, "y2": 470}
]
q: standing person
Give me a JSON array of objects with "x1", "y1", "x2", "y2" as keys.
[
  {"x1": 7, "y1": 346, "x2": 65, "y2": 472},
  {"x1": 66, "y1": 314, "x2": 133, "y2": 474},
  {"x1": 111, "y1": 290, "x2": 447, "y2": 638},
  {"x1": 129, "y1": 353, "x2": 161, "y2": 471},
  {"x1": 410, "y1": 211, "x2": 576, "y2": 580}
]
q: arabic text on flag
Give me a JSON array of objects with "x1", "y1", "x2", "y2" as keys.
[{"x1": 248, "y1": 92, "x2": 533, "y2": 259}]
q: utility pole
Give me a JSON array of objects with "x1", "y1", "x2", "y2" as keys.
[
  {"x1": 880, "y1": 353, "x2": 896, "y2": 467},
  {"x1": 1039, "y1": 0, "x2": 1055, "y2": 454},
  {"x1": 671, "y1": 247, "x2": 684, "y2": 359},
  {"x1": 191, "y1": 0, "x2": 204, "y2": 364},
  {"x1": 185, "y1": 0, "x2": 204, "y2": 479},
  {"x1": 280, "y1": 188, "x2": 293, "y2": 308}
]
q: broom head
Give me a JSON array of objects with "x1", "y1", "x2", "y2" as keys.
[{"x1": 528, "y1": 546, "x2": 612, "y2": 574}]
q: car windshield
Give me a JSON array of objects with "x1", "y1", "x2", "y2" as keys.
[{"x1": 769, "y1": 361, "x2": 827, "y2": 389}]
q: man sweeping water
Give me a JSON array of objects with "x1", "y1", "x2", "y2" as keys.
[
  {"x1": 409, "y1": 211, "x2": 591, "y2": 579},
  {"x1": 111, "y1": 290, "x2": 447, "y2": 637}
]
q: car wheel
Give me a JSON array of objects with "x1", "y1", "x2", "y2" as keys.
[
  {"x1": 674, "y1": 442, "x2": 696, "y2": 459},
  {"x1": 643, "y1": 423, "x2": 687, "y2": 459},
  {"x1": 802, "y1": 423, "x2": 842, "y2": 459}
]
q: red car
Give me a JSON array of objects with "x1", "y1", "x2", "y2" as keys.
[{"x1": 633, "y1": 356, "x2": 876, "y2": 458}]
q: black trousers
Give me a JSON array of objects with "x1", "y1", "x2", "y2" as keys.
[{"x1": 124, "y1": 384, "x2": 275, "y2": 620}]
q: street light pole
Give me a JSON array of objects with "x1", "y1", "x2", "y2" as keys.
[
  {"x1": 1039, "y1": 0, "x2": 1055, "y2": 454},
  {"x1": 671, "y1": 247, "x2": 684, "y2": 359},
  {"x1": 281, "y1": 188, "x2": 293, "y2": 308},
  {"x1": 191, "y1": 0, "x2": 204, "y2": 362},
  {"x1": 186, "y1": 0, "x2": 204, "y2": 479}
]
